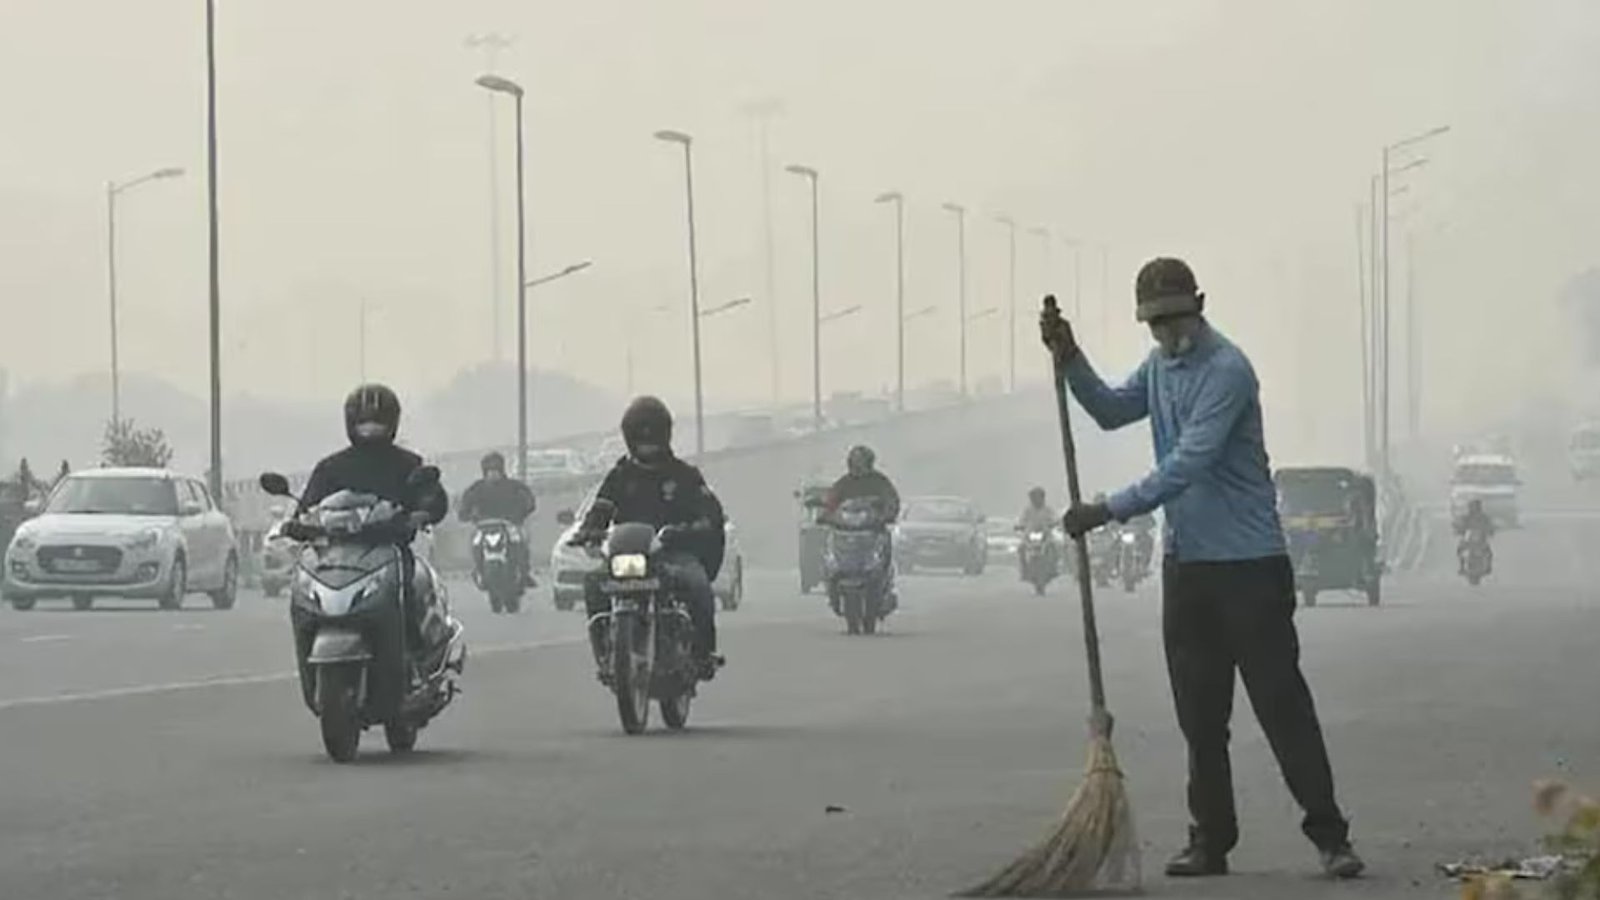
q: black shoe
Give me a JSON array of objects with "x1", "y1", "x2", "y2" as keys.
[
  {"x1": 1319, "y1": 843, "x2": 1365, "y2": 879},
  {"x1": 1165, "y1": 845, "x2": 1228, "y2": 877}
]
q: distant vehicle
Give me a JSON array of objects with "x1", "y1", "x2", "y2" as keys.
[
  {"x1": 523, "y1": 448, "x2": 588, "y2": 483},
  {"x1": 1570, "y1": 423, "x2": 1600, "y2": 481},
  {"x1": 259, "y1": 507, "x2": 300, "y2": 598},
  {"x1": 983, "y1": 516, "x2": 1022, "y2": 561},
  {"x1": 1449, "y1": 454, "x2": 1521, "y2": 528},
  {"x1": 3, "y1": 468, "x2": 239, "y2": 611},
  {"x1": 893, "y1": 496, "x2": 986, "y2": 575},
  {"x1": 549, "y1": 483, "x2": 744, "y2": 612}
]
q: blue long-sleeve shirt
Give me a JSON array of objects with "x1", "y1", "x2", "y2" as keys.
[{"x1": 1062, "y1": 323, "x2": 1286, "y2": 562}]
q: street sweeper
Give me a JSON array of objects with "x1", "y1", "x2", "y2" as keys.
[{"x1": 1047, "y1": 256, "x2": 1365, "y2": 881}]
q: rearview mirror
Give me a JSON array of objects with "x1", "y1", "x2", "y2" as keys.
[
  {"x1": 259, "y1": 473, "x2": 292, "y2": 497},
  {"x1": 555, "y1": 509, "x2": 575, "y2": 526},
  {"x1": 21, "y1": 499, "x2": 40, "y2": 515},
  {"x1": 406, "y1": 465, "x2": 441, "y2": 489}
]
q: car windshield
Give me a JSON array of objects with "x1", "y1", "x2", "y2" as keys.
[
  {"x1": 1455, "y1": 464, "x2": 1516, "y2": 486},
  {"x1": 46, "y1": 476, "x2": 178, "y2": 516},
  {"x1": 1277, "y1": 478, "x2": 1352, "y2": 515},
  {"x1": 904, "y1": 499, "x2": 973, "y2": 523}
]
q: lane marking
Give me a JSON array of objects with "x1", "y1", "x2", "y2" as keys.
[
  {"x1": 0, "y1": 613, "x2": 821, "y2": 713},
  {"x1": 18, "y1": 634, "x2": 74, "y2": 644}
]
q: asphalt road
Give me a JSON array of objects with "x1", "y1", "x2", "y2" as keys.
[{"x1": 0, "y1": 520, "x2": 1596, "y2": 900}]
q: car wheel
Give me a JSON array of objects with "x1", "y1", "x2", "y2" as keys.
[
  {"x1": 159, "y1": 557, "x2": 187, "y2": 611},
  {"x1": 209, "y1": 555, "x2": 238, "y2": 610}
]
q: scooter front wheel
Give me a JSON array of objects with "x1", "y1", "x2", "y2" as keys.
[{"x1": 316, "y1": 664, "x2": 363, "y2": 763}]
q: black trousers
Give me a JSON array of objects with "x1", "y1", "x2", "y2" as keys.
[{"x1": 1162, "y1": 555, "x2": 1349, "y2": 854}]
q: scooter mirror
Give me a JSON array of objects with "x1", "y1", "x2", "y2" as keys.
[{"x1": 259, "y1": 473, "x2": 292, "y2": 497}]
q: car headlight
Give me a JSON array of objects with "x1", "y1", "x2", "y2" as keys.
[
  {"x1": 610, "y1": 554, "x2": 648, "y2": 578},
  {"x1": 10, "y1": 532, "x2": 37, "y2": 552},
  {"x1": 124, "y1": 528, "x2": 164, "y2": 552}
]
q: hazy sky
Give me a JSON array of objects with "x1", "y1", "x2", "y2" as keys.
[{"x1": 4, "y1": 0, "x2": 1600, "y2": 462}]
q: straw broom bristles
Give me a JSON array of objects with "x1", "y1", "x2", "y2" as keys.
[{"x1": 959, "y1": 729, "x2": 1141, "y2": 897}]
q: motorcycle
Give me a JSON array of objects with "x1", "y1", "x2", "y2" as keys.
[
  {"x1": 1017, "y1": 526, "x2": 1059, "y2": 595},
  {"x1": 259, "y1": 469, "x2": 466, "y2": 763},
  {"x1": 1087, "y1": 531, "x2": 1115, "y2": 589},
  {"x1": 471, "y1": 518, "x2": 524, "y2": 614},
  {"x1": 1459, "y1": 533, "x2": 1492, "y2": 586},
  {"x1": 578, "y1": 499, "x2": 706, "y2": 735},
  {"x1": 824, "y1": 497, "x2": 895, "y2": 635},
  {"x1": 1114, "y1": 529, "x2": 1148, "y2": 593}
]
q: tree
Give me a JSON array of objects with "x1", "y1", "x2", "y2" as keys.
[{"x1": 102, "y1": 419, "x2": 174, "y2": 468}]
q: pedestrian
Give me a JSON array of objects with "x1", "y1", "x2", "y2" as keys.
[{"x1": 1043, "y1": 257, "x2": 1364, "y2": 880}]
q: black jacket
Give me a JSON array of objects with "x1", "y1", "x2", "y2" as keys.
[
  {"x1": 459, "y1": 477, "x2": 536, "y2": 523},
  {"x1": 590, "y1": 455, "x2": 727, "y2": 580},
  {"x1": 298, "y1": 443, "x2": 448, "y2": 525},
  {"x1": 826, "y1": 470, "x2": 901, "y2": 521}
]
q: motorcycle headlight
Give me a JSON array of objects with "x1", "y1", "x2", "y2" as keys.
[
  {"x1": 1120, "y1": 533, "x2": 1136, "y2": 545},
  {"x1": 610, "y1": 554, "x2": 648, "y2": 578},
  {"x1": 124, "y1": 528, "x2": 164, "y2": 552}
]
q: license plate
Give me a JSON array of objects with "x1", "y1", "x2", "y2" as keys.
[
  {"x1": 54, "y1": 560, "x2": 104, "y2": 573},
  {"x1": 602, "y1": 577, "x2": 660, "y2": 593}
]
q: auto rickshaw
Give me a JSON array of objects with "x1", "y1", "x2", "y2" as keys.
[
  {"x1": 1275, "y1": 466, "x2": 1382, "y2": 607},
  {"x1": 795, "y1": 482, "x2": 830, "y2": 594}
]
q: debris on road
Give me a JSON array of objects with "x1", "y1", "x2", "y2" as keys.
[
  {"x1": 1437, "y1": 854, "x2": 1570, "y2": 881},
  {"x1": 825, "y1": 805, "x2": 846, "y2": 814}
]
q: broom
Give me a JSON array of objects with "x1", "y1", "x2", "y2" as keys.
[{"x1": 960, "y1": 294, "x2": 1140, "y2": 898}]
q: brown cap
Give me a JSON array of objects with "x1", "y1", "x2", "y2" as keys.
[{"x1": 1135, "y1": 257, "x2": 1204, "y2": 322}]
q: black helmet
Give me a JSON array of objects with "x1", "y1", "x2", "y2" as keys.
[
  {"x1": 344, "y1": 383, "x2": 401, "y2": 446},
  {"x1": 481, "y1": 451, "x2": 506, "y2": 475},
  {"x1": 846, "y1": 445, "x2": 876, "y2": 475},
  {"x1": 1028, "y1": 486, "x2": 1046, "y2": 503},
  {"x1": 1135, "y1": 257, "x2": 1204, "y2": 322},
  {"x1": 621, "y1": 396, "x2": 673, "y2": 464}
]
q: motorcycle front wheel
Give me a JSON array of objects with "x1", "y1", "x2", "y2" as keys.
[
  {"x1": 384, "y1": 720, "x2": 418, "y2": 753},
  {"x1": 316, "y1": 664, "x2": 363, "y2": 763},
  {"x1": 612, "y1": 614, "x2": 651, "y2": 735},
  {"x1": 843, "y1": 591, "x2": 864, "y2": 635}
]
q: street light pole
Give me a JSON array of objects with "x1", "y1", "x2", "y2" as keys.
[
  {"x1": 995, "y1": 215, "x2": 1017, "y2": 392},
  {"x1": 466, "y1": 33, "x2": 515, "y2": 362},
  {"x1": 942, "y1": 203, "x2": 968, "y2": 398},
  {"x1": 875, "y1": 191, "x2": 906, "y2": 413},
  {"x1": 204, "y1": 0, "x2": 223, "y2": 501},
  {"x1": 105, "y1": 168, "x2": 190, "y2": 425},
  {"x1": 1378, "y1": 124, "x2": 1448, "y2": 479},
  {"x1": 476, "y1": 74, "x2": 529, "y2": 478},
  {"x1": 787, "y1": 165, "x2": 821, "y2": 431},
  {"x1": 654, "y1": 130, "x2": 704, "y2": 459},
  {"x1": 742, "y1": 98, "x2": 785, "y2": 410}
]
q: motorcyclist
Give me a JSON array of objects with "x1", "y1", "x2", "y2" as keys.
[
  {"x1": 824, "y1": 445, "x2": 901, "y2": 607},
  {"x1": 1123, "y1": 510, "x2": 1157, "y2": 573},
  {"x1": 573, "y1": 396, "x2": 727, "y2": 679},
  {"x1": 458, "y1": 451, "x2": 538, "y2": 587},
  {"x1": 1016, "y1": 486, "x2": 1059, "y2": 579},
  {"x1": 294, "y1": 384, "x2": 448, "y2": 655},
  {"x1": 1454, "y1": 498, "x2": 1495, "y2": 573}
]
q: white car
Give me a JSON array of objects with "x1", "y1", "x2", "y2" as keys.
[
  {"x1": 1449, "y1": 454, "x2": 1521, "y2": 528},
  {"x1": 548, "y1": 483, "x2": 744, "y2": 612},
  {"x1": 3, "y1": 468, "x2": 239, "y2": 611}
]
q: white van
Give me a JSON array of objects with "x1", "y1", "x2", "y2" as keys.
[
  {"x1": 1570, "y1": 423, "x2": 1600, "y2": 481},
  {"x1": 1449, "y1": 454, "x2": 1521, "y2": 528}
]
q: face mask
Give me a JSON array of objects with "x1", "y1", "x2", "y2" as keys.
[{"x1": 353, "y1": 421, "x2": 391, "y2": 441}]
